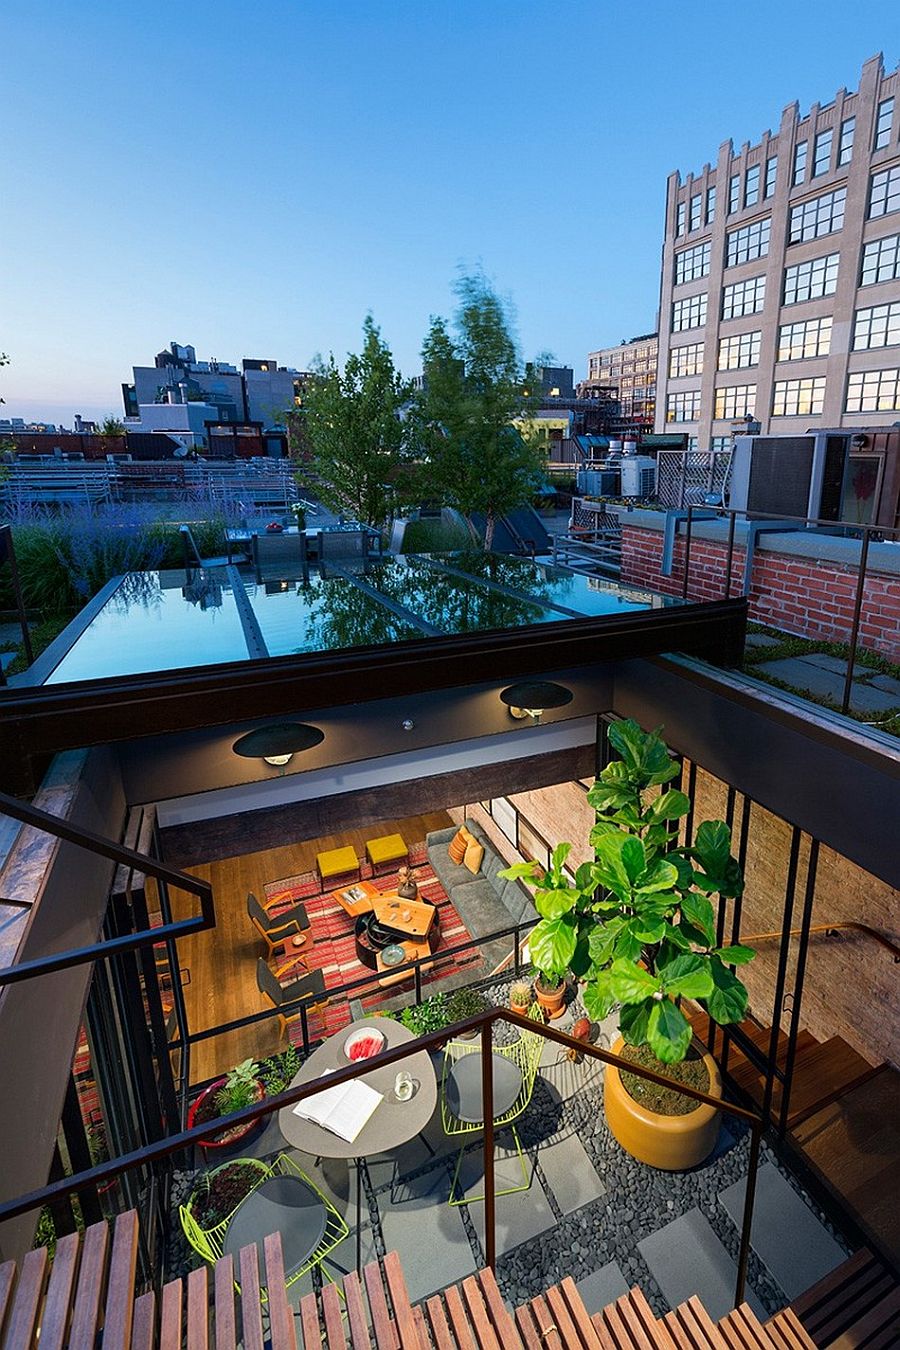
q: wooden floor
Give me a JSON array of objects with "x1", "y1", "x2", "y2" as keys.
[{"x1": 171, "y1": 810, "x2": 453, "y2": 1084}]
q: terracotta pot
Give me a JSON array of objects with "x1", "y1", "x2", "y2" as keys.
[
  {"x1": 188, "y1": 1079, "x2": 266, "y2": 1153},
  {"x1": 603, "y1": 1036, "x2": 722, "y2": 1170},
  {"x1": 533, "y1": 978, "x2": 566, "y2": 1020}
]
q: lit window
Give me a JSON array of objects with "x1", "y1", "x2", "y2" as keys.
[
  {"x1": 845, "y1": 368, "x2": 900, "y2": 413},
  {"x1": 714, "y1": 384, "x2": 756, "y2": 419},
  {"x1": 669, "y1": 342, "x2": 704, "y2": 378},
  {"x1": 744, "y1": 164, "x2": 761, "y2": 207},
  {"x1": 674, "y1": 241, "x2": 711, "y2": 284},
  {"x1": 772, "y1": 377, "x2": 826, "y2": 416},
  {"x1": 812, "y1": 128, "x2": 833, "y2": 177},
  {"x1": 874, "y1": 97, "x2": 895, "y2": 151},
  {"x1": 783, "y1": 252, "x2": 839, "y2": 304},
  {"x1": 722, "y1": 275, "x2": 766, "y2": 319},
  {"x1": 725, "y1": 217, "x2": 770, "y2": 266},
  {"x1": 777, "y1": 317, "x2": 832, "y2": 360},
  {"x1": 838, "y1": 117, "x2": 854, "y2": 166},
  {"x1": 793, "y1": 140, "x2": 808, "y2": 186},
  {"x1": 788, "y1": 187, "x2": 846, "y2": 242},
  {"x1": 666, "y1": 389, "x2": 701, "y2": 422},
  {"x1": 718, "y1": 331, "x2": 761, "y2": 370},
  {"x1": 672, "y1": 294, "x2": 708, "y2": 332},
  {"x1": 860, "y1": 232, "x2": 900, "y2": 285},
  {"x1": 764, "y1": 156, "x2": 778, "y2": 198},
  {"x1": 852, "y1": 301, "x2": 900, "y2": 351},
  {"x1": 869, "y1": 165, "x2": 900, "y2": 220}
]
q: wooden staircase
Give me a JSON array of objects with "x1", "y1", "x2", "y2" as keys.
[
  {"x1": 789, "y1": 1248, "x2": 900, "y2": 1350},
  {"x1": 685, "y1": 1008, "x2": 880, "y2": 1130}
]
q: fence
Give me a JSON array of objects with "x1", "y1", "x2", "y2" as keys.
[
  {"x1": 0, "y1": 460, "x2": 298, "y2": 511},
  {"x1": 655, "y1": 449, "x2": 733, "y2": 510}
]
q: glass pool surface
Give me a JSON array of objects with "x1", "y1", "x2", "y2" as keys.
[{"x1": 244, "y1": 573, "x2": 421, "y2": 656}]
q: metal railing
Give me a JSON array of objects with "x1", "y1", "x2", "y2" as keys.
[
  {"x1": 742, "y1": 921, "x2": 900, "y2": 964},
  {"x1": 0, "y1": 1006, "x2": 766, "y2": 1310}
]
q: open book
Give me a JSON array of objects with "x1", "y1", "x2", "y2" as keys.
[{"x1": 292, "y1": 1074, "x2": 383, "y2": 1144}]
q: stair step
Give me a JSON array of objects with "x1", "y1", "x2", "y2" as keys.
[
  {"x1": 764, "y1": 1308, "x2": 817, "y2": 1350},
  {"x1": 789, "y1": 1247, "x2": 900, "y2": 1346},
  {"x1": 826, "y1": 1284, "x2": 900, "y2": 1350},
  {"x1": 719, "y1": 1303, "x2": 775, "y2": 1349}
]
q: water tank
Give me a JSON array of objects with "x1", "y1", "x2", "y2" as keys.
[
  {"x1": 620, "y1": 456, "x2": 657, "y2": 498},
  {"x1": 608, "y1": 439, "x2": 623, "y2": 458},
  {"x1": 623, "y1": 439, "x2": 638, "y2": 456}
]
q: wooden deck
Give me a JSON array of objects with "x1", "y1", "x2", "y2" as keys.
[{"x1": 170, "y1": 810, "x2": 453, "y2": 1083}]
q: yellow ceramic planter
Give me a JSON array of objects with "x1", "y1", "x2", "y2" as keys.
[{"x1": 603, "y1": 1036, "x2": 722, "y2": 1170}]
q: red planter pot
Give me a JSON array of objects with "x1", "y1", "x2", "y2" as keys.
[{"x1": 187, "y1": 1079, "x2": 265, "y2": 1152}]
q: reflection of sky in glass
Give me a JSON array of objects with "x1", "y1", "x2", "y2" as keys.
[
  {"x1": 244, "y1": 575, "x2": 421, "y2": 655},
  {"x1": 360, "y1": 558, "x2": 565, "y2": 632},
  {"x1": 45, "y1": 571, "x2": 249, "y2": 683},
  {"x1": 436, "y1": 551, "x2": 685, "y2": 616}
]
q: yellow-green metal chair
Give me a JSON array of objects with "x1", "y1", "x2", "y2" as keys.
[
  {"x1": 180, "y1": 1152, "x2": 349, "y2": 1294},
  {"x1": 440, "y1": 1004, "x2": 544, "y2": 1206}
]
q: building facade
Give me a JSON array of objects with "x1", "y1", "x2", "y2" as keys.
[
  {"x1": 581, "y1": 333, "x2": 658, "y2": 428},
  {"x1": 122, "y1": 342, "x2": 309, "y2": 430},
  {"x1": 656, "y1": 54, "x2": 900, "y2": 450}
]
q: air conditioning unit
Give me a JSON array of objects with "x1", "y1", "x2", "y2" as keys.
[
  {"x1": 620, "y1": 455, "x2": 657, "y2": 498},
  {"x1": 577, "y1": 468, "x2": 620, "y2": 496}
]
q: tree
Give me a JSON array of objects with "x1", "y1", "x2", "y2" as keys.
[
  {"x1": 1, "y1": 351, "x2": 9, "y2": 405},
  {"x1": 302, "y1": 317, "x2": 413, "y2": 528},
  {"x1": 99, "y1": 415, "x2": 125, "y2": 436},
  {"x1": 416, "y1": 273, "x2": 546, "y2": 550}
]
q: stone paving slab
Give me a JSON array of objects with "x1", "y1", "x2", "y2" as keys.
[
  {"x1": 537, "y1": 1133, "x2": 606, "y2": 1216},
  {"x1": 468, "y1": 1165, "x2": 556, "y2": 1258},
  {"x1": 575, "y1": 1261, "x2": 630, "y2": 1315},
  {"x1": 365, "y1": 1135, "x2": 434, "y2": 1190},
  {"x1": 719, "y1": 1162, "x2": 845, "y2": 1300},
  {"x1": 756, "y1": 658, "x2": 897, "y2": 713},
  {"x1": 638, "y1": 1207, "x2": 766, "y2": 1322},
  {"x1": 803, "y1": 653, "x2": 852, "y2": 674},
  {"x1": 745, "y1": 633, "x2": 785, "y2": 648},
  {"x1": 379, "y1": 1164, "x2": 476, "y2": 1302},
  {"x1": 870, "y1": 673, "x2": 900, "y2": 698}
]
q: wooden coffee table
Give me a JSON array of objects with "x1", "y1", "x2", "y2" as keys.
[
  {"x1": 331, "y1": 880, "x2": 380, "y2": 918},
  {"x1": 372, "y1": 894, "x2": 437, "y2": 941},
  {"x1": 376, "y1": 938, "x2": 435, "y2": 987}
]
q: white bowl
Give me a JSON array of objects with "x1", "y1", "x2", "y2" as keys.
[{"x1": 343, "y1": 1027, "x2": 386, "y2": 1062}]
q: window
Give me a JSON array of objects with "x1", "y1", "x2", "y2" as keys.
[
  {"x1": 784, "y1": 252, "x2": 839, "y2": 303},
  {"x1": 666, "y1": 389, "x2": 701, "y2": 422},
  {"x1": 687, "y1": 436, "x2": 699, "y2": 452},
  {"x1": 853, "y1": 301, "x2": 900, "y2": 350},
  {"x1": 838, "y1": 116, "x2": 855, "y2": 166},
  {"x1": 725, "y1": 217, "x2": 770, "y2": 265},
  {"x1": 777, "y1": 316, "x2": 832, "y2": 360},
  {"x1": 689, "y1": 193, "x2": 702, "y2": 231},
  {"x1": 860, "y1": 232, "x2": 900, "y2": 285},
  {"x1": 676, "y1": 201, "x2": 686, "y2": 236},
  {"x1": 874, "y1": 97, "x2": 894, "y2": 151},
  {"x1": 714, "y1": 384, "x2": 756, "y2": 419},
  {"x1": 718, "y1": 331, "x2": 761, "y2": 369},
  {"x1": 722, "y1": 274, "x2": 766, "y2": 318},
  {"x1": 845, "y1": 368, "x2": 900, "y2": 413},
  {"x1": 793, "y1": 140, "x2": 808, "y2": 185},
  {"x1": 706, "y1": 185, "x2": 716, "y2": 223},
  {"x1": 765, "y1": 156, "x2": 778, "y2": 198},
  {"x1": 812, "y1": 128, "x2": 833, "y2": 177},
  {"x1": 729, "y1": 173, "x2": 740, "y2": 213},
  {"x1": 772, "y1": 377, "x2": 826, "y2": 416},
  {"x1": 869, "y1": 165, "x2": 900, "y2": 219},
  {"x1": 788, "y1": 187, "x2": 846, "y2": 242},
  {"x1": 674, "y1": 240, "x2": 711, "y2": 283},
  {"x1": 672, "y1": 293, "x2": 708, "y2": 331},
  {"x1": 744, "y1": 164, "x2": 761, "y2": 207},
  {"x1": 711, "y1": 436, "x2": 733, "y2": 452},
  {"x1": 669, "y1": 342, "x2": 704, "y2": 378}
]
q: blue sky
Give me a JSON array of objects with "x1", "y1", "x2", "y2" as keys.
[{"x1": 2, "y1": 1, "x2": 898, "y2": 422}]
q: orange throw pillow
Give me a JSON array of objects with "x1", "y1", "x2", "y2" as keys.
[
  {"x1": 464, "y1": 840, "x2": 485, "y2": 875},
  {"x1": 448, "y1": 828, "x2": 468, "y2": 865}
]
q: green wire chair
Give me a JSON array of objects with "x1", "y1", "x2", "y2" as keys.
[
  {"x1": 180, "y1": 1152, "x2": 349, "y2": 1294},
  {"x1": 440, "y1": 1004, "x2": 545, "y2": 1206}
]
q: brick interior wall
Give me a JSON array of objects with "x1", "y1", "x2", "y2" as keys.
[
  {"x1": 456, "y1": 767, "x2": 899, "y2": 1070},
  {"x1": 620, "y1": 525, "x2": 900, "y2": 660}
]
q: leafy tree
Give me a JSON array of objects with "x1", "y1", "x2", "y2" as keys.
[
  {"x1": 99, "y1": 415, "x2": 125, "y2": 436},
  {"x1": 416, "y1": 274, "x2": 545, "y2": 550},
  {"x1": 302, "y1": 317, "x2": 413, "y2": 528},
  {"x1": 1, "y1": 350, "x2": 9, "y2": 405}
]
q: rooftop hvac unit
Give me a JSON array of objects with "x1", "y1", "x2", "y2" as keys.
[
  {"x1": 577, "y1": 468, "x2": 620, "y2": 496},
  {"x1": 620, "y1": 455, "x2": 656, "y2": 498}
]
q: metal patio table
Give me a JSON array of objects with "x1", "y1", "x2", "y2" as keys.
[{"x1": 279, "y1": 1017, "x2": 437, "y2": 1270}]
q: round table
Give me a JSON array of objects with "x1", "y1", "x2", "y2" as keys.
[{"x1": 279, "y1": 1017, "x2": 437, "y2": 1269}]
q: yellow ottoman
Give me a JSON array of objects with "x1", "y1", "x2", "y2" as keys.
[
  {"x1": 365, "y1": 833, "x2": 408, "y2": 874},
  {"x1": 316, "y1": 845, "x2": 359, "y2": 883}
]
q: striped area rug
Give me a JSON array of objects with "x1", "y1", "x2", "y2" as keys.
[{"x1": 263, "y1": 841, "x2": 485, "y2": 1041}]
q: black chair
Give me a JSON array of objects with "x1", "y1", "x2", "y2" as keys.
[
  {"x1": 247, "y1": 890, "x2": 309, "y2": 959},
  {"x1": 256, "y1": 958, "x2": 327, "y2": 1040}
]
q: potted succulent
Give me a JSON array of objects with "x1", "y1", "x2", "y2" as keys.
[
  {"x1": 187, "y1": 1059, "x2": 266, "y2": 1153},
  {"x1": 504, "y1": 719, "x2": 754, "y2": 1168},
  {"x1": 509, "y1": 980, "x2": 533, "y2": 1015}
]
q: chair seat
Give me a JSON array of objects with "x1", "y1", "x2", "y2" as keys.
[
  {"x1": 317, "y1": 846, "x2": 358, "y2": 880},
  {"x1": 445, "y1": 1051, "x2": 523, "y2": 1124},
  {"x1": 366, "y1": 833, "x2": 407, "y2": 866},
  {"x1": 223, "y1": 1175, "x2": 327, "y2": 1279}
]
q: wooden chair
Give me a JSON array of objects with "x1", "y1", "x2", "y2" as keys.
[
  {"x1": 247, "y1": 891, "x2": 309, "y2": 959},
  {"x1": 256, "y1": 957, "x2": 327, "y2": 1040}
]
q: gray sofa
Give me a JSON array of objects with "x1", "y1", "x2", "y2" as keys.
[{"x1": 426, "y1": 822, "x2": 537, "y2": 940}]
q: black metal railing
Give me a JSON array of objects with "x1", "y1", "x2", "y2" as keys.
[{"x1": 0, "y1": 1007, "x2": 766, "y2": 1310}]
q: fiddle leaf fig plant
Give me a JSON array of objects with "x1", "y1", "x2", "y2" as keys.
[{"x1": 502, "y1": 719, "x2": 754, "y2": 1065}]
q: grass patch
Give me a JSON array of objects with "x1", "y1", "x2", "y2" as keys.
[{"x1": 4, "y1": 614, "x2": 75, "y2": 676}]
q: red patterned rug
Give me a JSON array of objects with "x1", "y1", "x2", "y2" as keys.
[{"x1": 263, "y1": 841, "x2": 485, "y2": 1041}]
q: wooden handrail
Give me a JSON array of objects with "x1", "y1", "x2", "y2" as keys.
[{"x1": 741, "y1": 921, "x2": 900, "y2": 963}]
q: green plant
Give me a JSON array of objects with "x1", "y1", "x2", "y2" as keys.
[
  {"x1": 446, "y1": 988, "x2": 490, "y2": 1023},
  {"x1": 509, "y1": 980, "x2": 533, "y2": 1009},
  {"x1": 214, "y1": 1058, "x2": 260, "y2": 1114},
  {"x1": 189, "y1": 1160, "x2": 267, "y2": 1229},
  {"x1": 501, "y1": 719, "x2": 753, "y2": 1065},
  {"x1": 400, "y1": 992, "x2": 450, "y2": 1037},
  {"x1": 33, "y1": 1206, "x2": 57, "y2": 1258},
  {"x1": 260, "y1": 1045, "x2": 302, "y2": 1096}
]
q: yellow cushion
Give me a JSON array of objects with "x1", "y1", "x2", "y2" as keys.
[
  {"x1": 317, "y1": 845, "x2": 359, "y2": 879},
  {"x1": 366, "y1": 833, "x2": 407, "y2": 865},
  {"x1": 463, "y1": 840, "x2": 485, "y2": 875},
  {"x1": 448, "y1": 828, "x2": 468, "y2": 865}
]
